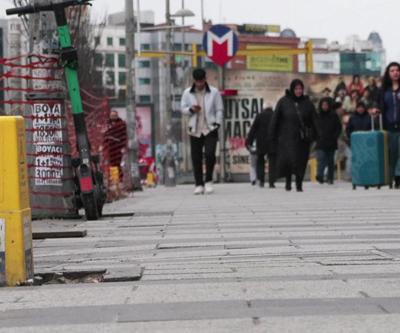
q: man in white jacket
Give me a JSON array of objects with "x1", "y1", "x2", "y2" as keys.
[{"x1": 181, "y1": 68, "x2": 224, "y2": 195}]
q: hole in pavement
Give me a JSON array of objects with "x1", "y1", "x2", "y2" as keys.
[{"x1": 31, "y1": 267, "x2": 143, "y2": 286}]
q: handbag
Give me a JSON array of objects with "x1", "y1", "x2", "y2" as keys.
[{"x1": 295, "y1": 102, "x2": 314, "y2": 143}]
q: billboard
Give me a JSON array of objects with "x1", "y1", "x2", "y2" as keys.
[
  {"x1": 201, "y1": 69, "x2": 375, "y2": 175},
  {"x1": 246, "y1": 44, "x2": 294, "y2": 72}
]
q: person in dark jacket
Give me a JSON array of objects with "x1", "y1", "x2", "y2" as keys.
[
  {"x1": 246, "y1": 107, "x2": 276, "y2": 188},
  {"x1": 377, "y1": 62, "x2": 400, "y2": 188},
  {"x1": 345, "y1": 102, "x2": 371, "y2": 142},
  {"x1": 315, "y1": 97, "x2": 342, "y2": 184},
  {"x1": 270, "y1": 79, "x2": 318, "y2": 192}
]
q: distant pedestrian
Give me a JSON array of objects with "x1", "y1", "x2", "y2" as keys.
[
  {"x1": 246, "y1": 107, "x2": 276, "y2": 188},
  {"x1": 104, "y1": 110, "x2": 128, "y2": 181},
  {"x1": 181, "y1": 68, "x2": 223, "y2": 195},
  {"x1": 334, "y1": 77, "x2": 347, "y2": 98},
  {"x1": 347, "y1": 75, "x2": 364, "y2": 96},
  {"x1": 346, "y1": 102, "x2": 371, "y2": 141},
  {"x1": 270, "y1": 79, "x2": 318, "y2": 192},
  {"x1": 366, "y1": 77, "x2": 379, "y2": 103},
  {"x1": 315, "y1": 97, "x2": 342, "y2": 184}
]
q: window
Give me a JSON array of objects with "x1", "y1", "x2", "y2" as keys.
[
  {"x1": 141, "y1": 44, "x2": 151, "y2": 51},
  {"x1": 105, "y1": 54, "x2": 114, "y2": 67},
  {"x1": 118, "y1": 89, "x2": 126, "y2": 101},
  {"x1": 139, "y1": 95, "x2": 151, "y2": 103},
  {"x1": 105, "y1": 71, "x2": 115, "y2": 85},
  {"x1": 119, "y1": 38, "x2": 126, "y2": 46},
  {"x1": 321, "y1": 61, "x2": 334, "y2": 70},
  {"x1": 118, "y1": 72, "x2": 126, "y2": 85},
  {"x1": 173, "y1": 43, "x2": 182, "y2": 51},
  {"x1": 139, "y1": 78, "x2": 151, "y2": 85},
  {"x1": 107, "y1": 37, "x2": 113, "y2": 46},
  {"x1": 94, "y1": 53, "x2": 103, "y2": 67},
  {"x1": 94, "y1": 36, "x2": 100, "y2": 46},
  {"x1": 138, "y1": 60, "x2": 151, "y2": 68},
  {"x1": 118, "y1": 54, "x2": 126, "y2": 68}
]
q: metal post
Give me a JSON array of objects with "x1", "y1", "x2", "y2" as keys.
[
  {"x1": 163, "y1": 0, "x2": 176, "y2": 187},
  {"x1": 201, "y1": 0, "x2": 205, "y2": 30},
  {"x1": 125, "y1": 0, "x2": 142, "y2": 190},
  {"x1": 181, "y1": 0, "x2": 185, "y2": 53},
  {"x1": 218, "y1": 65, "x2": 226, "y2": 182}
]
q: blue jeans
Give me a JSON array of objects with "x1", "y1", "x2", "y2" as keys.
[
  {"x1": 316, "y1": 149, "x2": 336, "y2": 183},
  {"x1": 389, "y1": 131, "x2": 400, "y2": 180}
]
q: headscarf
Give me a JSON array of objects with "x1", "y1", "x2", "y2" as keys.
[{"x1": 289, "y1": 79, "x2": 305, "y2": 102}]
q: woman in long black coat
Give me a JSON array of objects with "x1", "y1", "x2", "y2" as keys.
[{"x1": 270, "y1": 79, "x2": 318, "y2": 192}]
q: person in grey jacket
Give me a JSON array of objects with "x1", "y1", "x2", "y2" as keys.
[{"x1": 181, "y1": 68, "x2": 223, "y2": 195}]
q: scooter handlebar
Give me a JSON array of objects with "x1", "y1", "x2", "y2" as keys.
[
  {"x1": 6, "y1": 5, "x2": 35, "y2": 16},
  {"x1": 6, "y1": 0, "x2": 92, "y2": 16}
]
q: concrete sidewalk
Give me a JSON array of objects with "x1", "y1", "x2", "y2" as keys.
[{"x1": 2, "y1": 182, "x2": 400, "y2": 332}]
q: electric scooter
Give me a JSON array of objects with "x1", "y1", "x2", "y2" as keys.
[{"x1": 6, "y1": 0, "x2": 106, "y2": 220}]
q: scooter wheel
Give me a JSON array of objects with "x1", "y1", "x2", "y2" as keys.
[{"x1": 82, "y1": 193, "x2": 99, "y2": 221}]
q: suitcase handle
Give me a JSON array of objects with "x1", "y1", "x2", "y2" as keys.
[{"x1": 371, "y1": 113, "x2": 383, "y2": 131}]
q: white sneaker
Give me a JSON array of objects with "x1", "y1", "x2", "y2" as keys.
[
  {"x1": 204, "y1": 182, "x2": 214, "y2": 194},
  {"x1": 194, "y1": 186, "x2": 204, "y2": 195}
]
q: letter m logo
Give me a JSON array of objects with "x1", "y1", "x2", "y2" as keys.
[{"x1": 202, "y1": 25, "x2": 239, "y2": 67}]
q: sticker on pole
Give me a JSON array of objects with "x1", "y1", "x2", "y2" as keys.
[
  {"x1": 0, "y1": 219, "x2": 5, "y2": 286},
  {"x1": 203, "y1": 25, "x2": 239, "y2": 67}
]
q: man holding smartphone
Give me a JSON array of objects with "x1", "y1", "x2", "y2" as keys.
[{"x1": 181, "y1": 68, "x2": 224, "y2": 195}]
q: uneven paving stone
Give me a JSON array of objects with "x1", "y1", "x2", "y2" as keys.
[{"x1": 2, "y1": 183, "x2": 400, "y2": 331}]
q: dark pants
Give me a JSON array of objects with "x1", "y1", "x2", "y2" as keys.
[
  {"x1": 316, "y1": 149, "x2": 336, "y2": 183},
  {"x1": 190, "y1": 130, "x2": 218, "y2": 186},
  {"x1": 257, "y1": 153, "x2": 277, "y2": 186},
  {"x1": 389, "y1": 131, "x2": 400, "y2": 182}
]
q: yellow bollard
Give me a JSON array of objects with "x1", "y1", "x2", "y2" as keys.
[
  {"x1": 146, "y1": 171, "x2": 155, "y2": 187},
  {"x1": 0, "y1": 117, "x2": 33, "y2": 286},
  {"x1": 309, "y1": 158, "x2": 317, "y2": 182}
]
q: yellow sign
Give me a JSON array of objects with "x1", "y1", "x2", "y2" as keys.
[{"x1": 246, "y1": 44, "x2": 294, "y2": 72}]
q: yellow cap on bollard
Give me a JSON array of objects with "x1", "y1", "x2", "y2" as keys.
[{"x1": 0, "y1": 117, "x2": 33, "y2": 287}]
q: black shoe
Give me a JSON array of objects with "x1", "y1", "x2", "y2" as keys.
[
  {"x1": 251, "y1": 181, "x2": 256, "y2": 186},
  {"x1": 296, "y1": 182, "x2": 303, "y2": 192},
  {"x1": 285, "y1": 184, "x2": 292, "y2": 191},
  {"x1": 316, "y1": 175, "x2": 324, "y2": 184},
  {"x1": 269, "y1": 184, "x2": 276, "y2": 189},
  {"x1": 327, "y1": 179, "x2": 334, "y2": 185},
  {"x1": 259, "y1": 182, "x2": 265, "y2": 188},
  {"x1": 395, "y1": 177, "x2": 400, "y2": 189}
]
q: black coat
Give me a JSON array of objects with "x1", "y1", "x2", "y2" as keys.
[
  {"x1": 315, "y1": 110, "x2": 342, "y2": 151},
  {"x1": 246, "y1": 108, "x2": 274, "y2": 155},
  {"x1": 346, "y1": 112, "x2": 372, "y2": 141},
  {"x1": 270, "y1": 91, "x2": 317, "y2": 178}
]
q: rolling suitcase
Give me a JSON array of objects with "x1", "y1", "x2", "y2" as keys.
[{"x1": 351, "y1": 115, "x2": 390, "y2": 189}]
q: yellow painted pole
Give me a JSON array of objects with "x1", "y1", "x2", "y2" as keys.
[
  {"x1": 305, "y1": 40, "x2": 314, "y2": 73},
  {"x1": 192, "y1": 43, "x2": 198, "y2": 68},
  {"x1": 0, "y1": 117, "x2": 33, "y2": 287}
]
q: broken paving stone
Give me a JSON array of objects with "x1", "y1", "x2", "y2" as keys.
[{"x1": 103, "y1": 266, "x2": 144, "y2": 283}]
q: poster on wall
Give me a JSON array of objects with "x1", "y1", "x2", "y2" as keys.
[
  {"x1": 32, "y1": 102, "x2": 64, "y2": 186},
  {"x1": 203, "y1": 69, "x2": 379, "y2": 175},
  {"x1": 113, "y1": 105, "x2": 154, "y2": 158}
]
